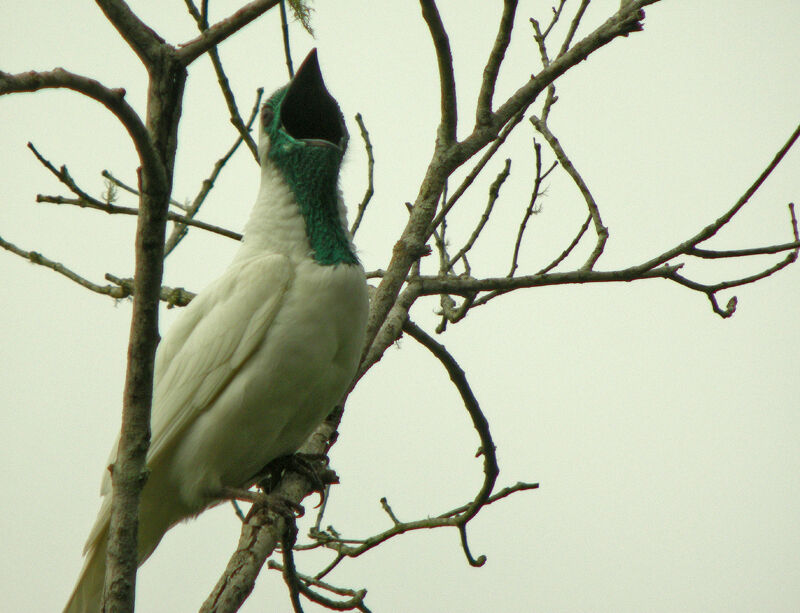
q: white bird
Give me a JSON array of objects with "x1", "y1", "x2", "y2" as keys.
[{"x1": 65, "y1": 49, "x2": 369, "y2": 613}]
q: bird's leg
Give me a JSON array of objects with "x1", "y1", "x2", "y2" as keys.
[
  {"x1": 254, "y1": 453, "x2": 339, "y2": 508},
  {"x1": 220, "y1": 486, "x2": 306, "y2": 520}
]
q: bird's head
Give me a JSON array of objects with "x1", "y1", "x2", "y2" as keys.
[
  {"x1": 257, "y1": 50, "x2": 357, "y2": 266},
  {"x1": 258, "y1": 48, "x2": 348, "y2": 167}
]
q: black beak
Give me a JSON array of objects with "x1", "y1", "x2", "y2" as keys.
[{"x1": 281, "y1": 49, "x2": 347, "y2": 149}]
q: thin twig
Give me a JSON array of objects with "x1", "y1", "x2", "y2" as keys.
[
  {"x1": 536, "y1": 213, "x2": 592, "y2": 275},
  {"x1": 557, "y1": 0, "x2": 591, "y2": 58},
  {"x1": 281, "y1": 523, "x2": 305, "y2": 613},
  {"x1": 509, "y1": 141, "x2": 558, "y2": 276},
  {"x1": 0, "y1": 234, "x2": 128, "y2": 299},
  {"x1": 686, "y1": 241, "x2": 800, "y2": 259},
  {"x1": 402, "y1": 319, "x2": 497, "y2": 567},
  {"x1": 380, "y1": 497, "x2": 401, "y2": 526},
  {"x1": 268, "y1": 561, "x2": 370, "y2": 612},
  {"x1": 29, "y1": 141, "x2": 242, "y2": 242},
  {"x1": 35, "y1": 194, "x2": 241, "y2": 242},
  {"x1": 537, "y1": 0, "x2": 567, "y2": 41},
  {"x1": 530, "y1": 115, "x2": 608, "y2": 269},
  {"x1": 429, "y1": 110, "x2": 525, "y2": 232},
  {"x1": 164, "y1": 87, "x2": 262, "y2": 255},
  {"x1": 637, "y1": 122, "x2": 800, "y2": 272},
  {"x1": 349, "y1": 113, "x2": 375, "y2": 237},
  {"x1": 279, "y1": 0, "x2": 295, "y2": 78},
  {"x1": 447, "y1": 158, "x2": 512, "y2": 272},
  {"x1": 102, "y1": 170, "x2": 188, "y2": 211},
  {"x1": 183, "y1": 0, "x2": 260, "y2": 160},
  {"x1": 476, "y1": 0, "x2": 518, "y2": 126},
  {"x1": 305, "y1": 480, "x2": 537, "y2": 563},
  {"x1": 419, "y1": 0, "x2": 457, "y2": 144}
]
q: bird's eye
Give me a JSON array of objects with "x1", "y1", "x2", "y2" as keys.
[{"x1": 261, "y1": 105, "x2": 274, "y2": 128}]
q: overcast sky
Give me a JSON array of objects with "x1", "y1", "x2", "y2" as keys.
[{"x1": 2, "y1": 2, "x2": 799, "y2": 612}]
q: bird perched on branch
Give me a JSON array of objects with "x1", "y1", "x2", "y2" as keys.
[{"x1": 65, "y1": 49, "x2": 369, "y2": 613}]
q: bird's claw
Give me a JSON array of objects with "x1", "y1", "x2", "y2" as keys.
[
  {"x1": 254, "y1": 452, "x2": 339, "y2": 508},
  {"x1": 220, "y1": 487, "x2": 305, "y2": 520}
]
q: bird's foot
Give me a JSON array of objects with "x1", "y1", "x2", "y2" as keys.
[
  {"x1": 220, "y1": 486, "x2": 305, "y2": 520},
  {"x1": 255, "y1": 453, "x2": 339, "y2": 507}
]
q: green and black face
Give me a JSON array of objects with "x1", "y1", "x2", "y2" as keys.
[
  {"x1": 260, "y1": 49, "x2": 348, "y2": 162},
  {"x1": 260, "y1": 50, "x2": 357, "y2": 266}
]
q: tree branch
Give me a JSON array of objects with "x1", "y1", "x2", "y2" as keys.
[
  {"x1": 401, "y1": 319, "x2": 497, "y2": 566},
  {"x1": 530, "y1": 115, "x2": 608, "y2": 270},
  {"x1": 94, "y1": 0, "x2": 166, "y2": 67},
  {"x1": 638, "y1": 122, "x2": 800, "y2": 272},
  {"x1": 476, "y1": 0, "x2": 518, "y2": 126},
  {"x1": 349, "y1": 113, "x2": 375, "y2": 237},
  {"x1": 419, "y1": 0, "x2": 457, "y2": 145},
  {"x1": 27, "y1": 142, "x2": 242, "y2": 243},
  {"x1": 183, "y1": 0, "x2": 260, "y2": 161},
  {"x1": 177, "y1": 0, "x2": 281, "y2": 66},
  {"x1": 0, "y1": 68, "x2": 162, "y2": 186},
  {"x1": 508, "y1": 140, "x2": 558, "y2": 276}
]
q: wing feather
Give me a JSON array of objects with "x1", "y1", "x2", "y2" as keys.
[
  {"x1": 99, "y1": 254, "x2": 292, "y2": 496},
  {"x1": 147, "y1": 254, "x2": 292, "y2": 464}
]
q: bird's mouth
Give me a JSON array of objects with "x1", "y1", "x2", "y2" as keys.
[{"x1": 281, "y1": 49, "x2": 346, "y2": 150}]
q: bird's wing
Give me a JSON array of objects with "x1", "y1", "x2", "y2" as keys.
[
  {"x1": 147, "y1": 253, "x2": 292, "y2": 464},
  {"x1": 98, "y1": 253, "x2": 292, "y2": 496}
]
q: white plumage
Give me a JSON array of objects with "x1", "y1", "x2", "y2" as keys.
[{"x1": 65, "y1": 51, "x2": 368, "y2": 612}]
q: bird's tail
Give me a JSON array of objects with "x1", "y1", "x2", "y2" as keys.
[
  {"x1": 63, "y1": 525, "x2": 109, "y2": 613},
  {"x1": 64, "y1": 488, "x2": 186, "y2": 613}
]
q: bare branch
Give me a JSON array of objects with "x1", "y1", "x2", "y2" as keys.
[
  {"x1": 94, "y1": 0, "x2": 166, "y2": 67},
  {"x1": 178, "y1": 0, "x2": 281, "y2": 66},
  {"x1": 36, "y1": 194, "x2": 242, "y2": 242},
  {"x1": 0, "y1": 234, "x2": 129, "y2": 300},
  {"x1": 26, "y1": 143, "x2": 242, "y2": 242},
  {"x1": 476, "y1": 0, "x2": 518, "y2": 126},
  {"x1": 401, "y1": 319, "x2": 497, "y2": 566},
  {"x1": 184, "y1": 0, "x2": 260, "y2": 161},
  {"x1": 414, "y1": 264, "x2": 684, "y2": 297},
  {"x1": 531, "y1": 0, "x2": 567, "y2": 42},
  {"x1": 349, "y1": 113, "x2": 375, "y2": 237},
  {"x1": 530, "y1": 115, "x2": 607, "y2": 270},
  {"x1": 537, "y1": 213, "x2": 592, "y2": 275},
  {"x1": 279, "y1": 0, "x2": 295, "y2": 78},
  {"x1": 305, "y1": 479, "x2": 538, "y2": 569},
  {"x1": 667, "y1": 203, "x2": 800, "y2": 317},
  {"x1": 105, "y1": 274, "x2": 197, "y2": 307},
  {"x1": 0, "y1": 69, "x2": 162, "y2": 186},
  {"x1": 102, "y1": 170, "x2": 188, "y2": 211},
  {"x1": 363, "y1": 2, "x2": 657, "y2": 386},
  {"x1": 487, "y1": 1, "x2": 655, "y2": 137},
  {"x1": 419, "y1": 0, "x2": 457, "y2": 145},
  {"x1": 267, "y1": 561, "x2": 370, "y2": 612},
  {"x1": 639, "y1": 122, "x2": 800, "y2": 271},
  {"x1": 429, "y1": 110, "x2": 525, "y2": 232},
  {"x1": 164, "y1": 88, "x2": 263, "y2": 255},
  {"x1": 447, "y1": 158, "x2": 512, "y2": 272},
  {"x1": 686, "y1": 241, "x2": 800, "y2": 259},
  {"x1": 557, "y1": 0, "x2": 591, "y2": 58},
  {"x1": 509, "y1": 140, "x2": 558, "y2": 276}
]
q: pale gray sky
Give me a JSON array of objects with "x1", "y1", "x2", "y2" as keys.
[{"x1": 1, "y1": 2, "x2": 799, "y2": 612}]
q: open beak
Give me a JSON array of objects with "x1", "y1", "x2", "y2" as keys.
[{"x1": 280, "y1": 49, "x2": 347, "y2": 149}]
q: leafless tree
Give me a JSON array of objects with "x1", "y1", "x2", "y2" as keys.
[{"x1": 1, "y1": 1, "x2": 797, "y2": 612}]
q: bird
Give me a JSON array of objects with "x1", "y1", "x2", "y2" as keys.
[{"x1": 64, "y1": 49, "x2": 369, "y2": 613}]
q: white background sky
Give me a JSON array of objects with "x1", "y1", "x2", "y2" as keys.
[{"x1": 1, "y1": 2, "x2": 799, "y2": 612}]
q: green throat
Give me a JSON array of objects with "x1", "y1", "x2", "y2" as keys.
[{"x1": 266, "y1": 90, "x2": 358, "y2": 267}]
